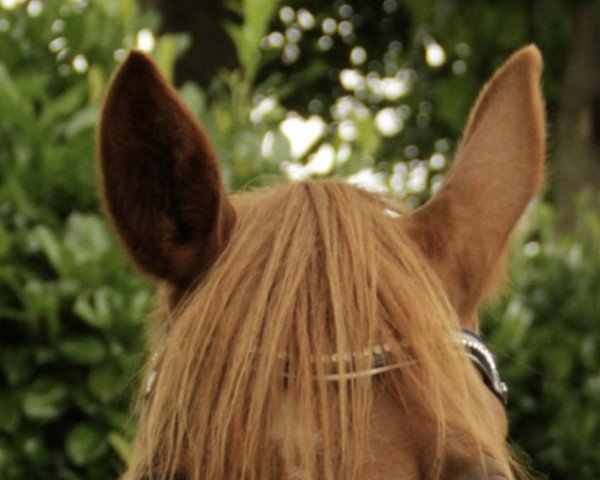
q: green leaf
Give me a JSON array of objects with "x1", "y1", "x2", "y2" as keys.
[
  {"x1": 65, "y1": 423, "x2": 108, "y2": 466},
  {"x1": 57, "y1": 468, "x2": 85, "y2": 480},
  {"x1": 59, "y1": 336, "x2": 106, "y2": 365},
  {"x1": 0, "y1": 390, "x2": 21, "y2": 433},
  {"x1": 87, "y1": 364, "x2": 123, "y2": 403},
  {"x1": 266, "y1": 130, "x2": 291, "y2": 165},
  {"x1": 22, "y1": 379, "x2": 67, "y2": 421},
  {"x1": 63, "y1": 105, "x2": 98, "y2": 139},
  {"x1": 179, "y1": 81, "x2": 206, "y2": 115},
  {"x1": 0, "y1": 436, "x2": 16, "y2": 473},
  {"x1": 153, "y1": 33, "x2": 191, "y2": 83},
  {"x1": 434, "y1": 76, "x2": 477, "y2": 131},
  {"x1": 73, "y1": 289, "x2": 112, "y2": 330},
  {"x1": 0, "y1": 222, "x2": 10, "y2": 258},
  {"x1": 87, "y1": 65, "x2": 106, "y2": 104},
  {"x1": 64, "y1": 213, "x2": 112, "y2": 265},
  {"x1": 1, "y1": 348, "x2": 34, "y2": 386},
  {"x1": 0, "y1": 63, "x2": 36, "y2": 133},
  {"x1": 30, "y1": 226, "x2": 63, "y2": 272},
  {"x1": 39, "y1": 84, "x2": 87, "y2": 128},
  {"x1": 20, "y1": 434, "x2": 52, "y2": 466},
  {"x1": 107, "y1": 431, "x2": 133, "y2": 465},
  {"x1": 225, "y1": 0, "x2": 281, "y2": 81}
]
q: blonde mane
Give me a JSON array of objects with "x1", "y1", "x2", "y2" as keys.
[{"x1": 126, "y1": 181, "x2": 518, "y2": 480}]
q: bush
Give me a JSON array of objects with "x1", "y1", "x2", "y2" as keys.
[
  {"x1": 0, "y1": 1, "x2": 159, "y2": 478},
  {"x1": 483, "y1": 201, "x2": 600, "y2": 479},
  {"x1": 0, "y1": 1, "x2": 282, "y2": 477}
]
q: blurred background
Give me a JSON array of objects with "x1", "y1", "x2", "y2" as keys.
[{"x1": 0, "y1": 0, "x2": 599, "y2": 478}]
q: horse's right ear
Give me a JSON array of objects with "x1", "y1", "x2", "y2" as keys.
[
  {"x1": 99, "y1": 51, "x2": 235, "y2": 287},
  {"x1": 404, "y1": 45, "x2": 545, "y2": 328}
]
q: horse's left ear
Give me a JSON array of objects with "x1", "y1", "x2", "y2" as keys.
[
  {"x1": 405, "y1": 45, "x2": 545, "y2": 328},
  {"x1": 99, "y1": 51, "x2": 235, "y2": 287}
]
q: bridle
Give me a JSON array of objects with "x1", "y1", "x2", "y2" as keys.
[
  {"x1": 459, "y1": 328, "x2": 508, "y2": 406},
  {"x1": 145, "y1": 328, "x2": 508, "y2": 407}
]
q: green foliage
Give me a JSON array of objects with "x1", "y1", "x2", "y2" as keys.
[
  {"x1": 483, "y1": 201, "x2": 600, "y2": 478},
  {"x1": 0, "y1": 0, "x2": 290, "y2": 476},
  {"x1": 0, "y1": 1, "x2": 159, "y2": 478},
  {"x1": 226, "y1": 0, "x2": 282, "y2": 82},
  {"x1": 257, "y1": 0, "x2": 579, "y2": 205}
]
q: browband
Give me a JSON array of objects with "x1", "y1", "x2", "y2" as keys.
[{"x1": 145, "y1": 329, "x2": 509, "y2": 407}]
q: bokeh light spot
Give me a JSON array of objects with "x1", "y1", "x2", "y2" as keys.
[
  {"x1": 381, "y1": 77, "x2": 409, "y2": 100},
  {"x1": 250, "y1": 96, "x2": 277, "y2": 123},
  {"x1": 297, "y1": 9, "x2": 315, "y2": 29},
  {"x1": 113, "y1": 48, "x2": 127, "y2": 62},
  {"x1": 267, "y1": 31, "x2": 284, "y2": 49},
  {"x1": 0, "y1": 0, "x2": 25, "y2": 9},
  {"x1": 434, "y1": 138, "x2": 451, "y2": 152},
  {"x1": 339, "y1": 69, "x2": 362, "y2": 91},
  {"x1": 56, "y1": 47, "x2": 70, "y2": 61},
  {"x1": 307, "y1": 144, "x2": 335, "y2": 175},
  {"x1": 375, "y1": 108, "x2": 403, "y2": 137},
  {"x1": 136, "y1": 29, "x2": 155, "y2": 52},
  {"x1": 407, "y1": 164, "x2": 428, "y2": 193},
  {"x1": 338, "y1": 120, "x2": 357, "y2": 141},
  {"x1": 279, "y1": 6, "x2": 294, "y2": 24},
  {"x1": 336, "y1": 143, "x2": 351, "y2": 164},
  {"x1": 425, "y1": 41, "x2": 446, "y2": 67},
  {"x1": 338, "y1": 20, "x2": 353, "y2": 37},
  {"x1": 52, "y1": 19, "x2": 65, "y2": 33},
  {"x1": 318, "y1": 35, "x2": 333, "y2": 51},
  {"x1": 524, "y1": 241, "x2": 541, "y2": 257},
  {"x1": 404, "y1": 145, "x2": 419, "y2": 158},
  {"x1": 26, "y1": 0, "x2": 43, "y2": 17},
  {"x1": 280, "y1": 113, "x2": 326, "y2": 159},
  {"x1": 285, "y1": 26, "x2": 302, "y2": 43},
  {"x1": 283, "y1": 43, "x2": 300, "y2": 64},
  {"x1": 49, "y1": 37, "x2": 66, "y2": 53},
  {"x1": 261, "y1": 131, "x2": 275, "y2": 158},
  {"x1": 429, "y1": 153, "x2": 446, "y2": 170},
  {"x1": 72, "y1": 54, "x2": 88, "y2": 73},
  {"x1": 383, "y1": 0, "x2": 398, "y2": 14},
  {"x1": 347, "y1": 168, "x2": 388, "y2": 193},
  {"x1": 452, "y1": 60, "x2": 467, "y2": 75},
  {"x1": 350, "y1": 46, "x2": 367, "y2": 65},
  {"x1": 455, "y1": 42, "x2": 471, "y2": 57},
  {"x1": 322, "y1": 18, "x2": 337, "y2": 34},
  {"x1": 339, "y1": 4, "x2": 353, "y2": 18}
]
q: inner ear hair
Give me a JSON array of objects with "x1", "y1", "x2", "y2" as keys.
[{"x1": 99, "y1": 51, "x2": 236, "y2": 287}]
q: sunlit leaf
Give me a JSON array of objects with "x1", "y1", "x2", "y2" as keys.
[
  {"x1": 65, "y1": 423, "x2": 108, "y2": 466},
  {"x1": 153, "y1": 33, "x2": 191, "y2": 83},
  {"x1": 59, "y1": 336, "x2": 106, "y2": 365},
  {"x1": 107, "y1": 432, "x2": 133, "y2": 465},
  {"x1": 22, "y1": 379, "x2": 67, "y2": 421},
  {"x1": 87, "y1": 364, "x2": 124, "y2": 403}
]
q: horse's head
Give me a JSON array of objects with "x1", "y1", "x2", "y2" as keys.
[{"x1": 99, "y1": 46, "x2": 545, "y2": 480}]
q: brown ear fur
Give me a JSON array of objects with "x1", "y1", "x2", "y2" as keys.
[
  {"x1": 405, "y1": 45, "x2": 546, "y2": 327},
  {"x1": 99, "y1": 51, "x2": 235, "y2": 286}
]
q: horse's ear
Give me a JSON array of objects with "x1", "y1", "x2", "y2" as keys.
[
  {"x1": 405, "y1": 45, "x2": 545, "y2": 328},
  {"x1": 99, "y1": 51, "x2": 235, "y2": 287}
]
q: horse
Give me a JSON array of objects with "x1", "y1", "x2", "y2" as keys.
[{"x1": 98, "y1": 45, "x2": 545, "y2": 480}]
